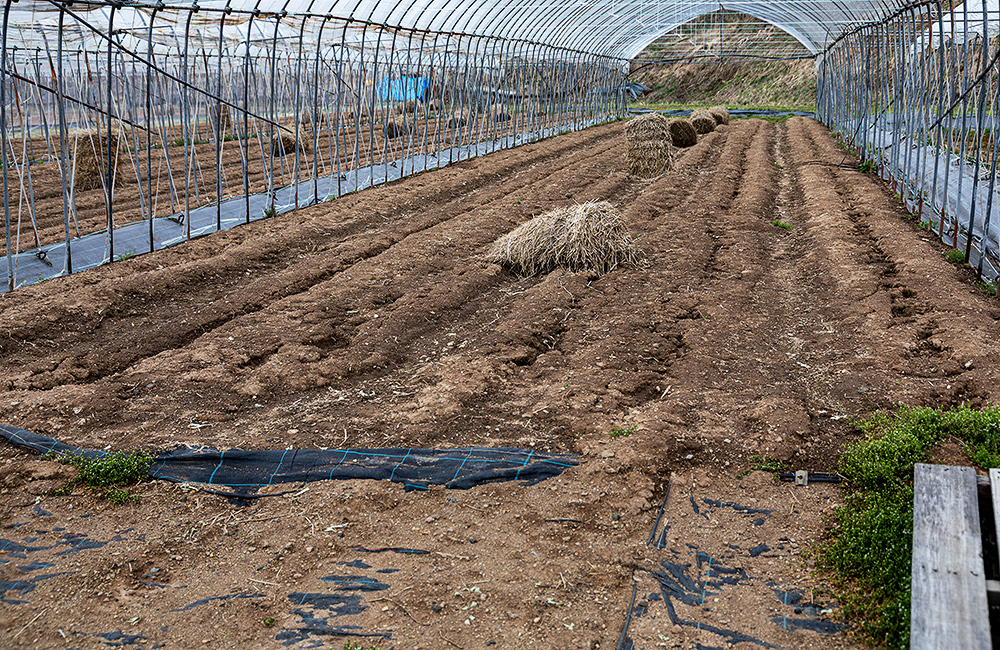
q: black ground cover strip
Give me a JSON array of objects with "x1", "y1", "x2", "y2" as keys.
[
  {"x1": 171, "y1": 592, "x2": 265, "y2": 612},
  {"x1": 619, "y1": 490, "x2": 852, "y2": 648},
  {"x1": 0, "y1": 423, "x2": 578, "y2": 496}
]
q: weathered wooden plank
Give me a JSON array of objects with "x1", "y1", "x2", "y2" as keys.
[
  {"x1": 991, "y1": 468, "x2": 1000, "y2": 574},
  {"x1": 910, "y1": 463, "x2": 990, "y2": 650},
  {"x1": 986, "y1": 580, "x2": 1000, "y2": 608}
]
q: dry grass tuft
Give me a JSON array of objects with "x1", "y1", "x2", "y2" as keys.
[
  {"x1": 624, "y1": 112, "x2": 674, "y2": 178},
  {"x1": 667, "y1": 118, "x2": 698, "y2": 148},
  {"x1": 489, "y1": 105, "x2": 511, "y2": 123},
  {"x1": 485, "y1": 200, "x2": 637, "y2": 276},
  {"x1": 343, "y1": 108, "x2": 370, "y2": 124},
  {"x1": 384, "y1": 119, "x2": 412, "y2": 139},
  {"x1": 396, "y1": 99, "x2": 419, "y2": 115},
  {"x1": 214, "y1": 104, "x2": 231, "y2": 136},
  {"x1": 70, "y1": 122, "x2": 129, "y2": 192},
  {"x1": 690, "y1": 109, "x2": 717, "y2": 134},
  {"x1": 448, "y1": 109, "x2": 469, "y2": 128},
  {"x1": 299, "y1": 109, "x2": 327, "y2": 129},
  {"x1": 271, "y1": 127, "x2": 311, "y2": 156},
  {"x1": 708, "y1": 106, "x2": 730, "y2": 126}
]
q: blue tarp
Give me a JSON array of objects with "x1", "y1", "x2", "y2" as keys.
[{"x1": 376, "y1": 76, "x2": 431, "y2": 101}]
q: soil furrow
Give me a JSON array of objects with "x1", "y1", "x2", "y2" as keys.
[
  {"x1": 0, "y1": 127, "x2": 627, "y2": 385},
  {"x1": 7, "y1": 117, "x2": 1000, "y2": 650}
]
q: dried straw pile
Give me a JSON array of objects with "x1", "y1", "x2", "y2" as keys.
[
  {"x1": 215, "y1": 104, "x2": 231, "y2": 135},
  {"x1": 300, "y1": 110, "x2": 327, "y2": 129},
  {"x1": 489, "y1": 105, "x2": 511, "y2": 123},
  {"x1": 70, "y1": 123, "x2": 128, "y2": 191},
  {"x1": 384, "y1": 119, "x2": 412, "y2": 139},
  {"x1": 272, "y1": 127, "x2": 311, "y2": 156},
  {"x1": 396, "y1": 99, "x2": 419, "y2": 115},
  {"x1": 624, "y1": 113, "x2": 674, "y2": 178},
  {"x1": 448, "y1": 109, "x2": 469, "y2": 128},
  {"x1": 343, "y1": 108, "x2": 370, "y2": 124},
  {"x1": 485, "y1": 201, "x2": 637, "y2": 276},
  {"x1": 668, "y1": 118, "x2": 698, "y2": 148},
  {"x1": 690, "y1": 109, "x2": 717, "y2": 134},
  {"x1": 709, "y1": 106, "x2": 730, "y2": 126}
]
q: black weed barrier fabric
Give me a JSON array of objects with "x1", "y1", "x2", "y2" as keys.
[{"x1": 0, "y1": 423, "x2": 578, "y2": 496}]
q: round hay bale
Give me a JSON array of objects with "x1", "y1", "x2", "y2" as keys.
[
  {"x1": 623, "y1": 112, "x2": 674, "y2": 178},
  {"x1": 667, "y1": 118, "x2": 698, "y2": 148},
  {"x1": 485, "y1": 200, "x2": 637, "y2": 276},
  {"x1": 384, "y1": 119, "x2": 412, "y2": 139},
  {"x1": 708, "y1": 106, "x2": 730, "y2": 126},
  {"x1": 70, "y1": 122, "x2": 129, "y2": 192},
  {"x1": 690, "y1": 109, "x2": 717, "y2": 135},
  {"x1": 271, "y1": 127, "x2": 310, "y2": 156}
]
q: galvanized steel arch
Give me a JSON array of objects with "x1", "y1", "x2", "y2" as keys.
[{"x1": 0, "y1": 0, "x2": 935, "y2": 57}]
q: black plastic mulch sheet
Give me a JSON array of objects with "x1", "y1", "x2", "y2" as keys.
[{"x1": 0, "y1": 423, "x2": 578, "y2": 496}]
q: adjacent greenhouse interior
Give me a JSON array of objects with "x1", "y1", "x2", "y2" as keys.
[{"x1": 3, "y1": 0, "x2": 1000, "y2": 289}]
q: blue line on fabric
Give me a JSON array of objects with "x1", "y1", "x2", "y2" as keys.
[
  {"x1": 150, "y1": 460, "x2": 168, "y2": 477},
  {"x1": 697, "y1": 555, "x2": 714, "y2": 631},
  {"x1": 328, "y1": 450, "x2": 351, "y2": 479},
  {"x1": 514, "y1": 450, "x2": 534, "y2": 481},
  {"x1": 389, "y1": 448, "x2": 412, "y2": 482},
  {"x1": 207, "y1": 450, "x2": 226, "y2": 484},
  {"x1": 268, "y1": 449, "x2": 291, "y2": 485},
  {"x1": 447, "y1": 449, "x2": 475, "y2": 485}
]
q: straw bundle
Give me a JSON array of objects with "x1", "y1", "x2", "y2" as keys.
[
  {"x1": 300, "y1": 109, "x2": 327, "y2": 130},
  {"x1": 344, "y1": 108, "x2": 369, "y2": 124},
  {"x1": 395, "y1": 99, "x2": 419, "y2": 115},
  {"x1": 624, "y1": 113, "x2": 674, "y2": 178},
  {"x1": 271, "y1": 127, "x2": 310, "y2": 156},
  {"x1": 690, "y1": 109, "x2": 717, "y2": 134},
  {"x1": 448, "y1": 109, "x2": 469, "y2": 128},
  {"x1": 708, "y1": 106, "x2": 730, "y2": 126},
  {"x1": 70, "y1": 122, "x2": 128, "y2": 192},
  {"x1": 668, "y1": 118, "x2": 698, "y2": 148},
  {"x1": 215, "y1": 103, "x2": 231, "y2": 135},
  {"x1": 384, "y1": 118, "x2": 412, "y2": 139},
  {"x1": 485, "y1": 201, "x2": 637, "y2": 276},
  {"x1": 489, "y1": 105, "x2": 511, "y2": 123}
]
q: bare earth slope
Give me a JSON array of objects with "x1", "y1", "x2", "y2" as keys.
[{"x1": 2, "y1": 117, "x2": 999, "y2": 649}]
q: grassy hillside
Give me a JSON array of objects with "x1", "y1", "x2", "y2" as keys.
[{"x1": 631, "y1": 59, "x2": 817, "y2": 110}]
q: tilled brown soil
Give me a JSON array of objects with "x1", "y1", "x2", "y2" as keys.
[
  {"x1": 3, "y1": 109, "x2": 566, "y2": 257},
  {"x1": 2, "y1": 117, "x2": 1000, "y2": 649}
]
